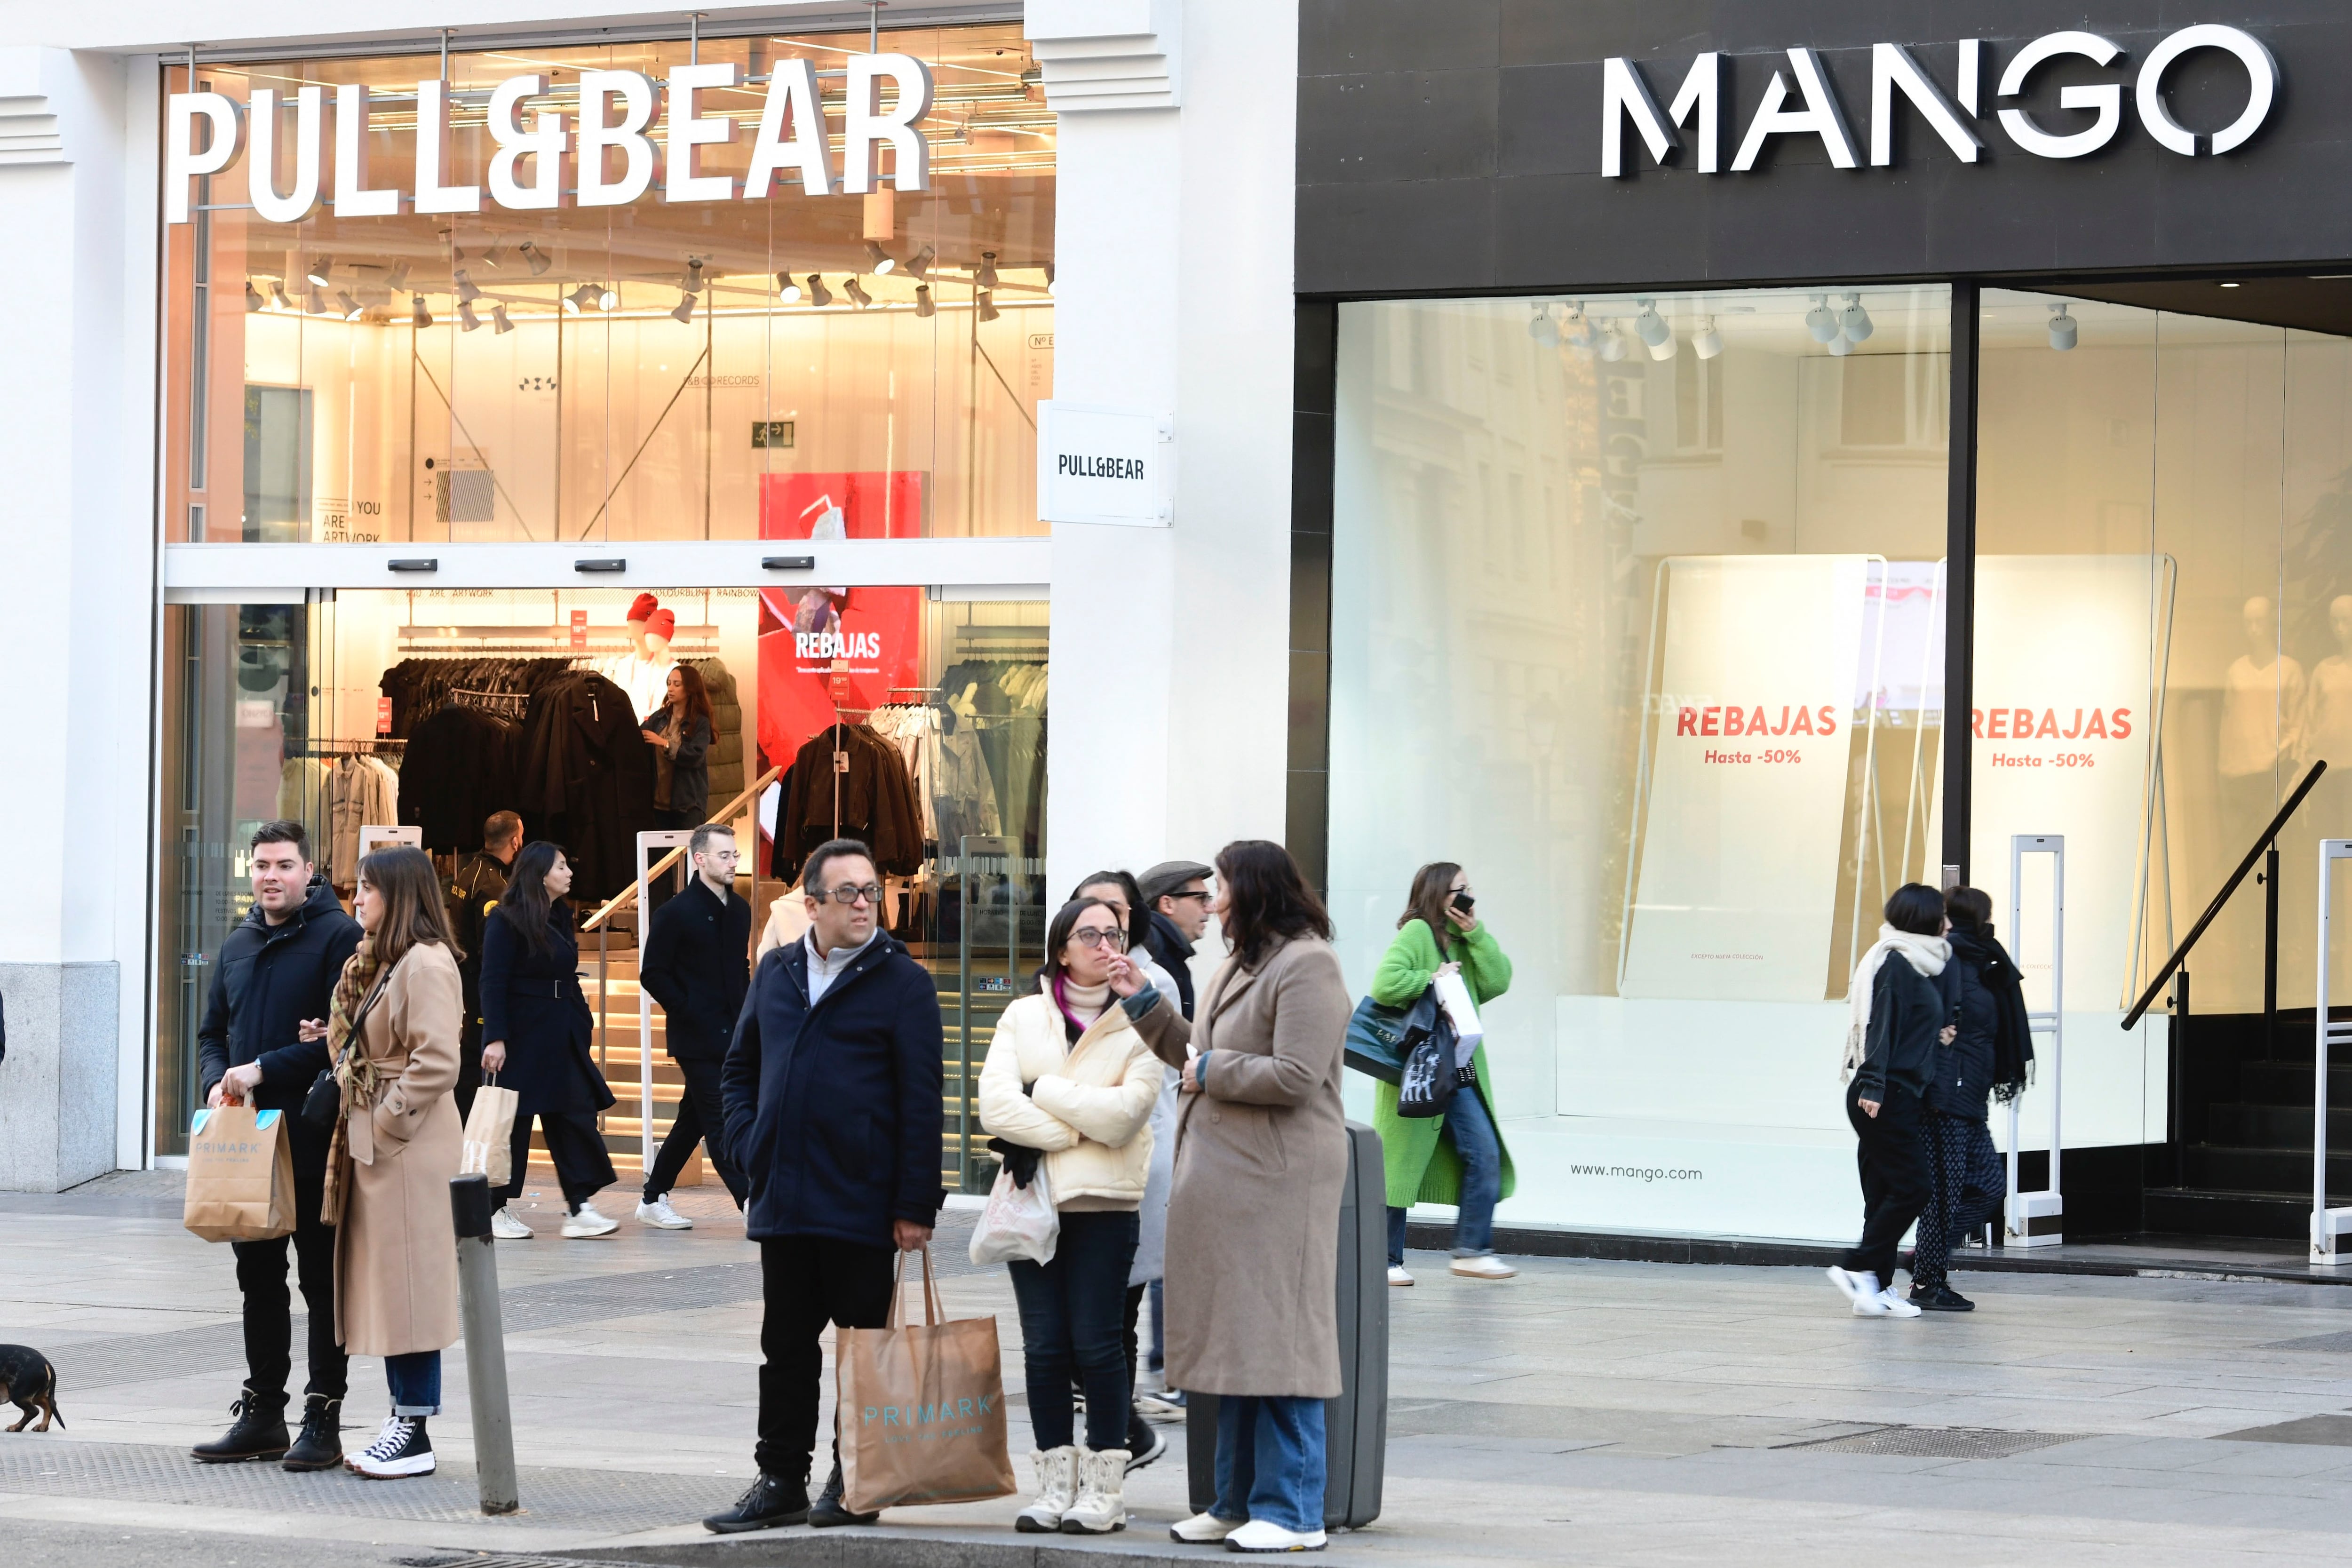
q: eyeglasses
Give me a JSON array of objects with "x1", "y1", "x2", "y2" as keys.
[
  {"x1": 1070, "y1": 927, "x2": 1128, "y2": 951},
  {"x1": 1170, "y1": 889, "x2": 1213, "y2": 903},
  {"x1": 700, "y1": 850, "x2": 741, "y2": 863},
  {"x1": 821, "y1": 883, "x2": 884, "y2": 906}
]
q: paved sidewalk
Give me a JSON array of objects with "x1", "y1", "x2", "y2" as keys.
[{"x1": 11, "y1": 1171, "x2": 2352, "y2": 1564}]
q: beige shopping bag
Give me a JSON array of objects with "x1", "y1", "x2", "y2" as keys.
[
  {"x1": 460, "y1": 1080, "x2": 520, "y2": 1187},
  {"x1": 837, "y1": 1246, "x2": 1017, "y2": 1514},
  {"x1": 183, "y1": 1105, "x2": 297, "y2": 1242}
]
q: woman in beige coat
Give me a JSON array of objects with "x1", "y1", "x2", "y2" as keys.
[
  {"x1": 1130, "y1": 840, "x2": 1351, "y2": 1554},
  {"x1": 977, "y1": 896, "x2": 1164, "y2": 1535},
  {"x1": 322, "y1": 844, "x2": 465, "y2": 1479}
]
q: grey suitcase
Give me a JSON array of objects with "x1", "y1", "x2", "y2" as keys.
[{"x1": 1185, "y1": 1119, "x2": 1387, "y2": 1528}]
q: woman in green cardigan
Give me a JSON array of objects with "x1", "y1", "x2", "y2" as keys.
[{"x1": 1369, "y1": 862, "x2": 1516, "y2": 1283}]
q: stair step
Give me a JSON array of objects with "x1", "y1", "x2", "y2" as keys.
[
  {"x1": 2238, "y1": 1062, "x2": 2352, "y2": 1107},
  {"x1": 2206, "y1": 1103, "x2": 2352, "y2": 1148},
  {"x1": 2184, "y1": 1144, "x2": 2352, "y2": 1191},
  {"x1": 2141, "y1": 1186, "x2": 2318, "y2": 1240}
]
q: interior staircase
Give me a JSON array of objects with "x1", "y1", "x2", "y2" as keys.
[{"x1": 2142, "y1": 1009, "x2": 2346, "y2": 1238}]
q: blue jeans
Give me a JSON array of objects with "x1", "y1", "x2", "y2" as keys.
[
  {"x1": 1008, "y1": 1208, "x2": 1138, "y2": 1452},
  {"x1": 1212, "y1": 1394, "x2": 1326, "y2": 1533},
  {"x1": 385, "y1": 1350, "x2": 441, "y2": 1417},
  {"x1": 1147, "y1": 1277, "x2": 1165, "y2": 1375},
  {"x1": 1386, "y1": 1084, "x2": 1502, "y2": 1264}
]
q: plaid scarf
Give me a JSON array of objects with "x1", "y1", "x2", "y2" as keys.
[{"x1": 319, "y1": 938, "x2": 389, "y2": 1224}]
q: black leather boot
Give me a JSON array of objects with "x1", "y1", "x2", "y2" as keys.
[
  {"x1": 280, "y1": 1394, "x2": 343, "y2": 1471},
  {"x1": 191, "y1": 1387, "x2": 290, "y2": 1463},
  {"x1": 807, "y1": 1458, "x2": 879, "y2": 1528},
  {"x1": 702, "y1": 1467, "x2": 810, "y2": 1533}
]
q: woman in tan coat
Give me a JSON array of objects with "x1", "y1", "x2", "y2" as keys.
[
  {"x1": 1129, "y1": 840, "x2": 1351, "y2": 1554},
  {"x1": 323, "y1": 844, "x2": 465, "y2": 1479}
]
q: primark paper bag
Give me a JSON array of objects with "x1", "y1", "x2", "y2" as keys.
[
  {"x1": 837, "y1": 1247, "x2": 1016, "y2": 1513},
  {"x1": 183, "y1": 1105, "x2": 297, "y2": 1243}
]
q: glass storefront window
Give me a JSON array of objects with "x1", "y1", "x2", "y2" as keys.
[
  {"x1": 1328, "y1": 284, "x2": 1951, "y2": 1240},
  {"x1": 161, "y1": 24, "x2": 1053, "y2": 546}
]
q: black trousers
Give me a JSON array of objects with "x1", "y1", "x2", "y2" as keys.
[
  {"x1": 500, "y1": 1107, "x2": 618, "y2": 1208},
  {"x1": 231, "y1": 1118, "x2": 348, "y2": 1404},
  {"x1": 453, "y1": 1016, "x2": 484, "y2": 1127},
  {"x1": 1915, "y1": 1112, "x2": 2005, "y2": 1289},
  {"x1": 755, "y1": 1236, "x2": 897, "y2": 1479},
  {"x1": 1842, "y1": 1080, "x2": 1932, "y2": 1282},
  {"x1": 644, "y1": 1054, "x2": 747, "y2": 1207}
]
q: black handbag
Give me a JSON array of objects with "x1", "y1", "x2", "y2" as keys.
[
  {"x1": 1396, "y1": 1005, "x2": 1461, "y2": 1118},
  {"x1": 1344, "y1": 989, "x2": 1441, "y2": 1085},
  {"x1": 300, "y1": 979, "x2": 388, "y2": 1133}
]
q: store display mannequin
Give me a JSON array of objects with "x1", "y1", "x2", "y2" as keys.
[
  {"x1": 603, "y1": 595, "x2": 677, "y2": 719},
  {"x1": 2220, "y1": 595, "x2": 2304, "y2": 783},
  {"x1": 2302, "y1": 596, "x2": 2352, "y2": 770}
]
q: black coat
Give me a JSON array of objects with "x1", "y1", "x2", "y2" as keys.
[
  {"x1": 646, "y1": 707, "x2": 714, "y2": 820},
  {"x1": 1143, "y1": 910, "x2": 1198, "y2": 1020},
  {"x1": 197, "y1": 876, "x2": 363, "y2": 1112},
  {"x1": 398, "y1": 705, "x2": 522, "y2": 853},
  {"x1": 640, "y1": 878, "x2": 751, "y2": 1061},
  {"x1": 1940, "y1": 923, "x2": 2034, "y2": 1118},
  {"x1": 778, "y1": 723, "x2": 923, "y2": 877},
  {"x1": 1853, "y1": 953, "x2": 1948, "y2": 1104},
  {"x1": 478, "y1": 904, "x2": 615, "y2": 1116},
  {"x1": 445, "y1": 850, "x2": 513, "y2": 1030},
  {"x1": 721, "y1": 931, "x2": 946, "y2": 1247},
  {"x1": 518, "y1": 672, "x2": 658, "y2": 903}
]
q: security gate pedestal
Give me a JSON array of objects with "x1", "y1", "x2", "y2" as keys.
[
  {"x1": 2312, "y1": 839, "x2": 2352, "y2": 1265},
  {"x1": 2007, "y1": 835, "x2": 2065, "y2": 1249}
]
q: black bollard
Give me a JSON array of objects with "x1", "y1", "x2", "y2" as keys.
[{"x1": 451, "y1": 1172, "x2": 519, "y2": 1514}]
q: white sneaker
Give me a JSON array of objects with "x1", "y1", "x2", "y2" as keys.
[
  {"x1": 1015, "y1": 1445, "x2": 1077, "y2": 1533},
  {"x1": 1875, "y1": 1286, "x2": 1923, "y2": 1318},
  {"x1": 636, "y1": 1196, "x2": 693, "y2": 1230},
  {"x1": 1169, "y1": 1510, "x2": 1243, "y2": 1544},
  {"x1": 490, "y1": 1206, "x2": 533, "y2": 1241},
  {"x1": 1826, "y1": 1266, "x2": 1876, "y2": 1306},
  {"x1": 1450, "y1": 1253, "x2": 1517, "y2": 1280},
  {"x1": 1225, "y1": 1518, "x2": 1328, "y2": 1552},
  {"x1": 562, "y1": 1202, "x2": 619, "y2": 1239},
  {"x1": 348, "y1": 1415, "x2": 435, "y2": 1478},
  {"x1": 1060, "y1": 1446, "x2": 1128, "y2": 1534},
  {"x1": 1387, "y1": 1265, "x2": 1414, "y2": 1287}
]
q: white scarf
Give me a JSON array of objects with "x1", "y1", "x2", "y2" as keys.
[{"x1": 1840, "y1": 924, "x2": 1950, "y2": 1082}]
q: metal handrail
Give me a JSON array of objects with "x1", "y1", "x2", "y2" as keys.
[
  {"x1": 2121, "y1": 760, "x2": 2327, "y2": 1028},
  {"x1": 581, "y1": 763, "x2": 784, "y2": 931}
]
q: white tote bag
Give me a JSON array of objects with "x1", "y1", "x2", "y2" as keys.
[
  {"x1": 968, "y1": 1160, "x2": 1058, "y2": 1266},
  {"x1": 1433, "y1": 970, "x2": 1486, "y2": 1068}
]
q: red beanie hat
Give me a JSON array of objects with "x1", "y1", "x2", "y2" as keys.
[
  {"x1": 647, "y1": 607, "x2": 676, "y2": 640},
  {"x1": 628, "y1": 592, "x2": 659, "y2": 623}
]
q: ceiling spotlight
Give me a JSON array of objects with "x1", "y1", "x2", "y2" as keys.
[
  {"x1": 305, "y1": 256, "x2": 334, "y2": 287},
  {"x1": 518, "y1": 240, "x2": 550, "y2": 277},
  {"x1": 567, "y1": 282, "x2": 599, "y2": 312},
  {"x1": 270, "y1": 282, "x2": 294, "y2": 311},
  {"x1": 596, "y1": 286, "x2": 618, "y2": 311},
  {"x1": 459, "y1": 299, "x2": 482, "y2": 332},
  {"x1": 1528, "y1": 303, "x2": 1560, "y2": 348},
  {"x1": 842, "y1": 277, "x2": 873, "y2": 309},
  {"x1": 775, "y1": 271, "x2": 803, "y2": 303},
  {"x1": 412, "y1": 295, "x2": 433, "y2": 329},
  {"x1": 1839, "y1": 292, "x2": 1875, "y2": 343},
  {"x1": 1044, "y1": 261, "x2": 1056, "y2": 295},
  {"x1": 386, "y1": 260, "x2": 413, "y2": 293},
  {"x1": 670, "y1": 292, "x2": 697, "y2": 323},
  {"x1": 1828, "y1": 331, "x2": 1856, "y2": 358},
  {"x1": 864, "y1": 241, "x2": 896, "y2": 276},
  {"x1": 336, "y1": 289, "x2": 363, "y2": 320},
  {"x1": 1633, "y1": 299, "x2": 1671, "y2": 348},
  {"x1": 454, "y1": 269, "x2": 481, "y2": 304},
  {"x1": 493, "y1": 302, "x2": 514, "y2": 334},
  {"x1": 914, "y1": 284, "x2": 935, "y2": 318},
  {"x1": 1562, "y1": 302, "x2": 1594, "y2": 351},
  {"x1": 1597, "y1": 323, "x2": 1627, "y2": 362},
  {"x1": 682, "y1": 257, "x2": 705, "y2": 294},
  {"x1": 977, "y1": 289, "x2": 999, "y2": 323},
  {"x1": 244, "y1": 280, "x2": 265, "y2": 313},
  {"x1": 977, "y1": 250, "x2": 999, "y2": 290},
  {"x1": 1648, "y1": 331, "x2": 1678, "y2": 361},
  {"x1": 2048, "y1": 302, "x2": 2078, "y2": 351},
  {"x1": 807, "y1": 274, "x2": 833, "y2": 308},
  {"x1": 1804, "y1": 295, "x2": 1840, "y2": 343},
  {"x1": 907, "y1": 244, "x2": 936, "y2": 281},
  {"x1": 480, "y1": 239, "x2": 510, "y2": 271},
  {"x1": 304, "y1": 284, "x2": 328, "y2": 315},
  {"x1": 1693, "y1": 315, "x2": 1723, "y2": 359}
]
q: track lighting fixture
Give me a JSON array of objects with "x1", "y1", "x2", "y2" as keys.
[
  {"x1": 1597, "y1": 323, "x2": 1627, "y2": 362},
  {"x1": 567, "y1": 282, "x2": 599, "y2": 312},
  {"x1": 1562, "y1": 302, "x2": 1594, "y2": 352},
  {"x1": 1528, "y1": 303, "x2": 1560, "y2": 348},
  {"x1": 842, "y1": 277, "x2": 873, "y2": 309},
  {"x1": 775, "y1": 271, "x2": 803, "y2": 303},
  {"x1": 245, "y1": 280, "x2": 265, "y2": 313},
  {"x1": 306, "y1": 256, "x2": 334, "y2": 287},
  {"x1": 460, "y1": 299, "x2": 482, "y2": 332},
  {"x1": 864, "y1": 241, "x2": 896, "y2": 275},
  {"x1": 336, "y1": 289, "x2": 363, "y2": 320},
  {"x1": 1633, "y1": 299, "x2": 1671, "y2": 348},
  {"x1": 454, "y1": 269, "x2": 481, "y2": 304},
  {"x1": 1839, "y1": 292, "x2": 1874, "y2": 343},
  {"x1": 807, "y1": 274, "x2": 833, "y2": 308},
  {"x1": 270, "y1": 282, "x2": 294, "y2": 312},
  {"x1": 1828, "y1": 331, "x2": 1856, "y2": 357},
  {"x1": 914, "y1": 284, "x2": 935, "y2": 318},
  {"x1": 977, "y1": 289, "x2": 999, "y2": 323},
  {"x1": 907, "y1": 244, "x2": 936, "y2": 281},
  {"x1": 596, "y1": 286, "x2": 618, "y2": 311},
  {"x1": 670, "y1": 292, "x2": 697, "y2": 323},
  {"x1": 1804, "y1": 294, "x2": 1839, "y2": 344},
  {"x1": 1693, "y1": 315, "x2": 1723, "y2": 359},
  {"x1": 977, "y1": 250, "x2": 999, "y2": 290},
  {"x1": 412, "y1": 295, "x2": 433, "y2": 329},
  {"x1": 305, "y1": 284, "x2": 328, "y2": 315},
  {"x1": 683, "y1": 258, "x2": 705, "y2": 294},
  {"x1": 493, "y1": 302, "x2": 514, "y2": 334},
  {"x1": 518, "y1": 240, "x2": 550, "y2": 277},
  {"x1": 1649, "y1": 333, "x2": 1678, "y2": 362},
  {"x1": 2048, "y1": 302, "x2": 2078, "y2": 351},
  {"x1": 386, "y1": 260, "x2": 412, "y2": 293}
]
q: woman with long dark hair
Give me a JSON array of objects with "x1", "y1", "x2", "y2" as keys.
[
  {"x1": 1141, "y1": 840, "x2": 1352, "y2": 1554},
  {"x1": 1368, "y1": 860, "x2": 1515, "y2": 1284},
  {"x1": 977, "y1": 895, "x2": 1167, "y2": 1535},
  {"x1": 479, "y1": 841, "x2": 619, "y2": 1240},
  {"x1": 643, "y1": 663, "x2": 717, "y2": 827},
  {"x1": 326, "y1": 845, "x2": 464, "y2": 1478},
  {"x1": 1828, "y1": 882, "x2": 1956, "y2": 1320}
]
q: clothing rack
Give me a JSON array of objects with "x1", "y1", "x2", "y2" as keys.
[
  {"x1": 397, "y1": 624, "x2": 721, "y2": 655},
  {"x1": 445, "y1": 687, "x2": 531, "y2": 716},
  {"x1": 296, "y1": 739, "x2": 407, "y2": 756}
]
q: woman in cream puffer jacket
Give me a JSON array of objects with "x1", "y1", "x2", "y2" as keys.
[{"x1": 977, "y1": 896, "x2": 1169, "y2": 1536}]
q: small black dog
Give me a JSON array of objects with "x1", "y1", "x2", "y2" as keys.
[{"x1": 0, "y1": 1345, "x2": 63, "y2": 1433}]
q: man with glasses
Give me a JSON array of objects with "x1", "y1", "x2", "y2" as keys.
[
  {"x1": 636, "y1": 823, "x2": 754, "y2": 1228},
  {"x1": 1138, "y1": 860, "x2": 1215, "y2": 1021},
  {"x1": 707, "y1": 837, "x2": 945, "y2": 1535}
]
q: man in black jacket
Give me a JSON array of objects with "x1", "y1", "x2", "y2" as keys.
[
  {"x1": 704, "y1": 838, "x2": 944, "y2": 1535},
  {"x1": 193, "y1": 820, "x2": 363, "y2": 1469},
  {"x1": 1137, "y1": 858, "x2": 1214, "y2": 1021},
  {"x1": 637, "y1": 823, "x2": 752, "y2": 1226},
  {"x1": 447, "y1": 810, "x2": 523, "y2": 1123}
]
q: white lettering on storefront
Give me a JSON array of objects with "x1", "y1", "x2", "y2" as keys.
[{"x1": 164, "y1": 55, "x2": 933, "y2": 223}]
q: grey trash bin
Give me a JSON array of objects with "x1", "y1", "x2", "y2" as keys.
[{"x1": 1185, "y1": 1119, "x2": 1387, "y2": 1528}]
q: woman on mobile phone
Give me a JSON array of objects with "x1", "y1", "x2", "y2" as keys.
[{"x1": 1368, "y1": 861, "x2": 1515, "y2": 1284}]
